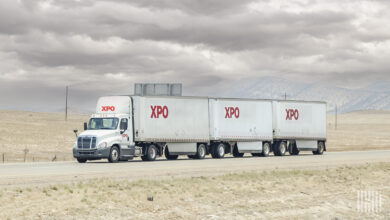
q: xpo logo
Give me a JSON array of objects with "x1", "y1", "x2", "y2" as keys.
[
  {"x1": 286, "y1": 109, "x2": 299, "y2": 120},
  {"x1": 151, "y1": 105, "x2": 169, "y2": 118},
  {"x1": 225, "y1": 107, "x2": 240, "y2": 118},
  {"x1": 101, "y1": 106, "x2": 115, "y2": 112}
]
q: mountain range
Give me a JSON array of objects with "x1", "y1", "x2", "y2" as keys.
[{"x1": 218, "y1": 77, "x2": 390, "y2": 113}]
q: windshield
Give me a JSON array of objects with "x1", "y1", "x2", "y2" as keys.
[{"x1": 88, "y1": 118, "x2": 119, "y2": 130}]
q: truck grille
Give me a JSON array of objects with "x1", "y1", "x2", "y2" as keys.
[{"x1": 77, "y1": 136, "x2": 97, "y2": 149}]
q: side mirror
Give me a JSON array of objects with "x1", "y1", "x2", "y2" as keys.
[
  {"x1": 120, "y1": 121, "x2": 128, "y2": 131},
  {"x1": 84, "y1": 122, "x2": 88, "y2": 131},
  {"x1": 73, "y1": 129, "x2": 78, "y2": 137},
  {"x1": 120, "y1": 121, "x2": 127, "y2": 134}
]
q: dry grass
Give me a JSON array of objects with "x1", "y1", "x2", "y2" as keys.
[
  {"x1": 0, "y1": 110, "x2": 390, "y2": 162},
  {"x1": 0, "y1": 163, "x2": 389, "y2": 219},
  {"x1": 0, "y1": 110, "x2": 89, "y2": 162},
  {"x1": 327, "y1": 110, "x2": 390, "y2": 151}
]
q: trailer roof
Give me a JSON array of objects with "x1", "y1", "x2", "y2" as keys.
[{"x1": 106, "y1": 95, "x2": 326, "y2": 104}]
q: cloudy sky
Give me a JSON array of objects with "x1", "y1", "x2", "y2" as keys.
[{"x1": 1, "y1": 0, "x2": 390, "y2": 112}]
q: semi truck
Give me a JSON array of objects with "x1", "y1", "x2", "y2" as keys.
[{"x1": 73, "y1": 95, "x2": 326, "y2": 163}]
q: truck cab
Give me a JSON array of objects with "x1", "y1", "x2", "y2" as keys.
[{"x1": 73, "y1": 96, "x2": 135, "y2": 163}]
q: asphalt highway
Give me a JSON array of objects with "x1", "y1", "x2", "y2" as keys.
[{"x1": 0, "y1": 150, "x2": 389, "y2": 187}]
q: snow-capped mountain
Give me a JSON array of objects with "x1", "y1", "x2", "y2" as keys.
[{"x1": 217, "y1": 77, "x2": 390, "y2": 113}]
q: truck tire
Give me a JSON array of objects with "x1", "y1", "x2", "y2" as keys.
[
  {"x1": 195, "y1": 144, "x2": 206, "y2": 159},
  {"x1": 164, "y1": 147, "x2": 178, "y2": 160},
  {"x1": 275, "y1": 141, "x2": 287, "y2": 156},
  {"x1": 145, "y1": 145, "x2": 157, "y2": 161},
  {"x1": 210, "y1": 144, "x2": 218, "y2": 158},
  {"x1": 77, "y1": 158, "x2": 87, "y2": 163},
  {"x1": 261, "y1": 142, "x2": 271, "y2": 157},
  {"x1": 288, "y1": 142, "x2": 300, "y2": 155},
  {"x1": 108, "y1": 146, "x2": 120, "y2": 163},
  {"x1": 215, "y1": 143, "x2": 225, "y2": 158},
  {"x1": 313, "y1": 142, "x2": 325, "y2": 155},
  {"x1": 233, "y1": 146, "x2": 244, "y2": 157}
]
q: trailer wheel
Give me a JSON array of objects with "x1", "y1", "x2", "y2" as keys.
[
  {"x1": 77, "y1": 158, "x2": 87, "y2": 163},
  {"x1": 233, "y1": 146, "x2": 244, "y2": 158},
  {"x1": 195, "y1": 144, "x2": 207, "y2": 159},
  {"x1": 215, "y1": 143, "x2": 225, "y2": 158},
  {"x1": 313, "y1": 142, "x2": 325, "y2": 155},
  {"x1": 261, "y1": 142, "x2": 271, "y2": 157},
  {"x1": 288, "y1": 142, "x2": 300, "y2": 155},
  {"x1": 275, "y1": 141, "x2": 287, "y2": 156},
  {"x1": 210, "y1": 144, "x2": 218, "y2": 158},
  {"x1": 145, "y1": 145, "x2": 157, "y2": 161},
  {"x1": 164, "y1": 147, "x2": 178, "y2": 160}
]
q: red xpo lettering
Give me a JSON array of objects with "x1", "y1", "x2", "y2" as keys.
[
  {"x1": 101, "y1": 106, "x2": 115, "y2": 112},
  {"x1": 286, "y1": 109, "x2": 299, "y2": 120},
  {"x1": 150, "y1": 105, "x2": 168, "y2": 118},
  {"x1": 225, "y1": 107, "x2": 240, "y2": 118}
]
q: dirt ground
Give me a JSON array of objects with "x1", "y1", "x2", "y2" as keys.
[
  {"x1": 0, "y1": 110, "x2": 390, "y2": 162},
  {"x1": 0, "y1": 163, "x2": 388, "y2": 219}
]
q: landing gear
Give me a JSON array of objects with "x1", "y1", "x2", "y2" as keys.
[{"x1": 165, "y1": 147, "x2": 178, "y2": 160}]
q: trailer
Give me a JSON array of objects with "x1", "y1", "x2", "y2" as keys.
[
  {"x1": 132, "y1": 96, "x2": 210, "y2": 160},
  {"x1": 272, "y1": 100, "x2": 327, "y2": 156},
  {"x1": 208, "y1": 98, "x2": 273, "y2": 158}
]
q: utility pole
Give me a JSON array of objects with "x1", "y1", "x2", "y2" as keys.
[
  {"x1": 335, "y1": 105, "x2": 337, "y2": 130},
  {"x1": 284, "y1": 92, "x2": 287, "y2": 100},
  {"x1": 65, "y1": 86, "x2": 68, "y2": 121}
]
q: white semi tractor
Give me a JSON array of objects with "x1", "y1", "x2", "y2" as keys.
[{"x1": 73, "y1": 96, "x2": 326, "y2": 163}]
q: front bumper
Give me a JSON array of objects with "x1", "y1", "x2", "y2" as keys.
[{"x1": 73, "y1": 147, "x2": 110, "y2": 160}]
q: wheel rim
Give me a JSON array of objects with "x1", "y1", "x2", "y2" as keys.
[
  {"x1": 150, "y1": 147, "x2": 156, "y2": 159},
  {"x1": 218, "y1": 145, "x2": 224, "y2": 156},
  {"x1": 263, "y1": 144, "x2": 269, "y2": 155},
  {"x1": 199, "y1": 146, "x2": 205, "y2": 157},
  {"x1": 319, "y1": 144, "x2": 323, "y2": 153},
  {"x1": 112, "y1": 149, "x2": 118, "y2": 161},
  {"x1": 280, "y1": 143, "x2": 286, "y2": 154}
]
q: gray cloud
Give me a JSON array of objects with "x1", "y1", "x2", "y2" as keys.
[{"x1": 0, "y1": 0, "x2": 390, "y2": 111}]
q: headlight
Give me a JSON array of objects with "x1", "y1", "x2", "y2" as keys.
[
  {"x1": 73, "y1": 142, "x2": 77, "y2": 149},
  {"x1": 97, "y1": 142, "x2": 108, "y2": 149}
]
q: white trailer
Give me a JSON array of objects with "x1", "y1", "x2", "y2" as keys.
[
  {"x1": 208, "y1": 98, "x2": 273, "y2": 158},
  {"x1": 132, "y1": 96, "x2": 210, "y2": 159},
  {"x1": 272, "y1": 100, "x2": 327, "y2": 156}
]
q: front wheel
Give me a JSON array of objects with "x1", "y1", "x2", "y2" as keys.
[
  {"x1": 108, "y1": 146, "x2": 120, "y2": 163},
  {"x1": 77, "y1": 158, "x2": 87, "y2": 163}
]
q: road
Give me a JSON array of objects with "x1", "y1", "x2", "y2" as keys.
[{"x1": 0, "y1": 150, "x2": 389, "y2": 187}]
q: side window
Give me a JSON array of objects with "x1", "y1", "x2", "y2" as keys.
[{"x1": 120, "y1": 118, "x2": 128, "y2": 130}]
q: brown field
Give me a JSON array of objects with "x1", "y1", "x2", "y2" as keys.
[
  {"x1": 0, "y1": 163, "x2": 389, "y2": 219},
  {"x1": 0, "y1": 110, "x2": 390, "y2": 162}
]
